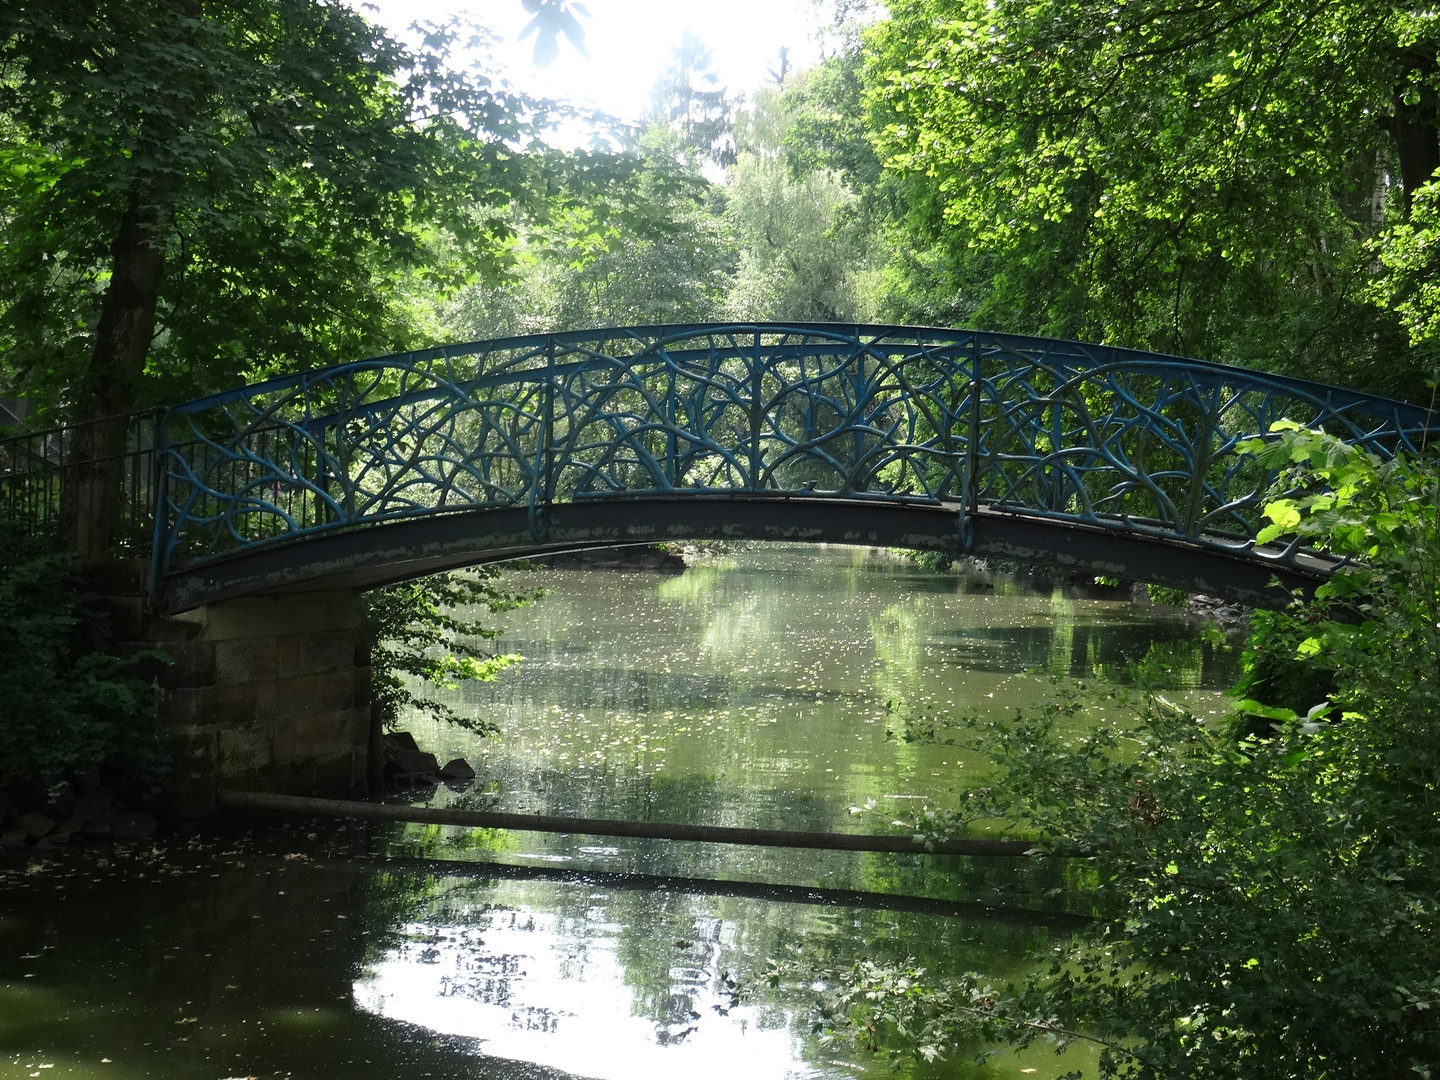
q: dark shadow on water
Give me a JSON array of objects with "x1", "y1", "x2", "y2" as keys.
[{"x1": 301, "y1": 853, "x2": 1090, "y2": 929}]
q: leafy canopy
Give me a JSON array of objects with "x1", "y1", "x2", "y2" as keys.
[
  {"x1": 861, "y1": 0, "x2": 1433, "y2": 394},
  {"x1": 0, "y1": 0, "x2": 537, "y2": 418}
]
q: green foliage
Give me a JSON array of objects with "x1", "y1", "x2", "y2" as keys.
[
  {"x1": 861, "y1": 0, "x2": 1428, "y2": 396},
  {"x1": 723, "y1": 151, "x2": 875, "y2": 322},
  {"x1": 780, "y1": 50, "x2": 883, "y2": 193},
  {"x1": 892, "y1": 548, "x2": 954, "y2": 572},
  {"x1": 446, "y1": 37, "x2": 897, "y2": 336},
  {"x1": 0, "y1": 523, "x2": 165, "y2": 789},
  {"x1": 722, "y1": 67, "x2": 887, "y2": 323},
  {"x1": 0, "y1": 0, "x2": 536, "y2": 420},
  {"x1": 1372, "y1": 179, "x2": 1440, "y2": 363},
  {"x1": 792, "y1": 428, "x2": 1440, "y2": 1076},
  {"x1": 363, "y1": 568, "x2": 542, "y2": 735},
  {"x1": 1143, "y1": 584, "x2": 1190, "y2": 608},
  {"x1": 723, "y1": 82, "x2": 880, "y2": 324},
  {"x1": 1230, "y1": 418, "x2": 1440, "y2": 729},
  {"x1": 1226, "y1": 609, "x2": 1338, "y2": 739},
  {"x1": 445, "y1": 130, "x2": 731, "y2": 336}
]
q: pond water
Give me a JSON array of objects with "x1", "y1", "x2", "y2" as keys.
[{"x1": 1, "y1": 546, "x2": 1236, "y2": 1080}]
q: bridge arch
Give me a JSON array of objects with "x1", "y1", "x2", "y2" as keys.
[{"x1": 152, "y1": 323, "x2": 1437, "y2": 613}]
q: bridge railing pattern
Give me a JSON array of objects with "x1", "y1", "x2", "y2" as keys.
[{"x1": 151, "y1": 324, "x2": 1436, "y2": 583}]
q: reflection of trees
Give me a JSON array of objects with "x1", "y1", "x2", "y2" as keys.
[
  {"x1": 361, "y1": 801, "x2": 1082, "y2": 1072},
  {"x1": 697, "y1": 590, "x2": 770, "y2": 660},
  {"x1": 870, "y1": 601, "x2": 924, "y2": 705},
  {"x1": 385, "y1": 548, "x2": 1235, "y2": 1073},
  {"x1": 1045, "y1": 588, "x2": 1078, "y2": 677},
  {"x1": 1089, "y1": 636, "x2": 1209, "y2": 690},
  {"x1": 0, "y1": 824, "x2": 587, "y2": 1079},
  {"x1": 654, "y1": 559, "x2": 735, "y2": 604},
  {"x1": 588, "y1": 867, "x2": 1070, "y2": 1066},
  {"x1": 607, "y1": 890, "x2": 722, "y2": 1043}
]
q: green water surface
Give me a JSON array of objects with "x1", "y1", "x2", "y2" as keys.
[{"x1": 1, "y1": 545, "x2": 1235, "y2": 1080}]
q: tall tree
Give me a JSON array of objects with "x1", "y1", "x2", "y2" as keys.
[
  {"x1": 0, "y1": 0, "x2": 534, "y2": 551},
  {"x1": 863, "y1": 0, "x2": 1438, "y2": 396},
  {"x1": 725, "y1": 85, "x2": 878, "y2": 322},
  {"x1": 650, "y1": 31, "x2": 738, "y2": 169}
]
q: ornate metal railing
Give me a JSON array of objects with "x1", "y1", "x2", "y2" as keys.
[{"x1": 147, "y1": 323, "x2": 1438, "y2": 590}]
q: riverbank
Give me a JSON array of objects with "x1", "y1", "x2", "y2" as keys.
[{"x1": 957, "y1": 553, "x2": 1251, "y2": 631}]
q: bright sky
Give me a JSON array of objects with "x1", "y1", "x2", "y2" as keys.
[{"x1": 361, "y1": 0, "x2": 832, "y2": 135}]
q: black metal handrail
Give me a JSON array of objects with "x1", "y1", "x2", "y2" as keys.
[{"x1": 0, "y1": 413, "x2": 157, "y2": 554}]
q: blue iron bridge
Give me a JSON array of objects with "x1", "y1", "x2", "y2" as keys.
[{"x1": 140, "y1": 323, "x2": 1436, "y2": 613}]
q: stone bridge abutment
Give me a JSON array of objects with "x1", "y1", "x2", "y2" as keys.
[{"x1": 95, "y1": 566, "x2": 374, "y2": 815}]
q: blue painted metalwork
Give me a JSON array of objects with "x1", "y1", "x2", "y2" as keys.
[{"x1": 151, "y1": 323, "x2": 1439, "y2": 591}]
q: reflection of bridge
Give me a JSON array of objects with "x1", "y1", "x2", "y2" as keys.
[
  {"x1": 6, "y1": 323, "x2": 1435, "y2": 810},
  {"x1": 149, "y1": 323, "x2": 1434, "y2": 612}
]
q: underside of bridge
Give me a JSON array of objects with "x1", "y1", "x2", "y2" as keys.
[{"x1": 155, "y1": 495, "x2": 1332, "y2": 615}]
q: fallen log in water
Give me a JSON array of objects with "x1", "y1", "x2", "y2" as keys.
[{"x1": 218, "y1": 789, "x2": 1039, "y2": 857}]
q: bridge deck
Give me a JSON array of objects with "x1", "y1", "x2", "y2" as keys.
[{"x1": 155, "y1": 494, "x2": 1337, "y2": 614}]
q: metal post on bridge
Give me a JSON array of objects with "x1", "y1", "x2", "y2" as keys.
[
  {"x1": 749, "y1": 329, "x2": 764, "y2": 490},
  {"x1": 146, "y1": 407, "x2": 170, "y2": 599},
  {"x1": 959, "y1": 335, "x2": 982, "y2": 554},
  {"x1": 529, "y1": 338, "x2": 555, "y2": 543}
]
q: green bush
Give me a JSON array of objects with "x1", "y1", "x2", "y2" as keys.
[
  {"x1": 895, "y1": 548, "x2": 955, "y2": 571},
  {"x1": 362, "y1": 567, "x2": 542, "y2": 735},
  {"x1": 0, "y1": 523, "x2": 165, "y2": 790},
  {"x1": 1143, "y1": 583, "x2": 1190, "y2": 607}
]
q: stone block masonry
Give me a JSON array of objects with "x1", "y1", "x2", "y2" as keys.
[{"x1": 96, "y1": 564, "x2": 373, "y2": 816}]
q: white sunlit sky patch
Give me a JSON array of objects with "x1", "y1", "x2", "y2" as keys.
[{"x1": 359, "y1": 0, "x2": 840, "y2": 140}]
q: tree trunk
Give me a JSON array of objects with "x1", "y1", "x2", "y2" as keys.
[
  {"x1": 63, "y1": 0, "x2": 200, "y2": 557},
  {"x1": 1390, "y1": 93, "x2": 1440, "y2": 217},
  {"x1": 63, "y1": 185, "x2": 170, "y2": 557},
  {"x1": 1389, "y1": 47, "x2": 1440, "y2": 218}
]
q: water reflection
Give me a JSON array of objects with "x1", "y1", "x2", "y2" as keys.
[
  {"x1": 365, "y1": 545, "x2": 1235, "y2": 1077},
  {"x1": 358, "y1": 897, "x2": 803, "y2": 1080},
  {"x1": 353, "y1": 865, "x2": 1065, "y2": 1080},
  {"x1": 416, "y1": 545, "x2": 1235, "y2": 830}
]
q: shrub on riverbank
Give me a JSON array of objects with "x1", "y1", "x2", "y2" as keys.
[{"x1": 0, "y1": 522, "x2": 164, "y2": 791}]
